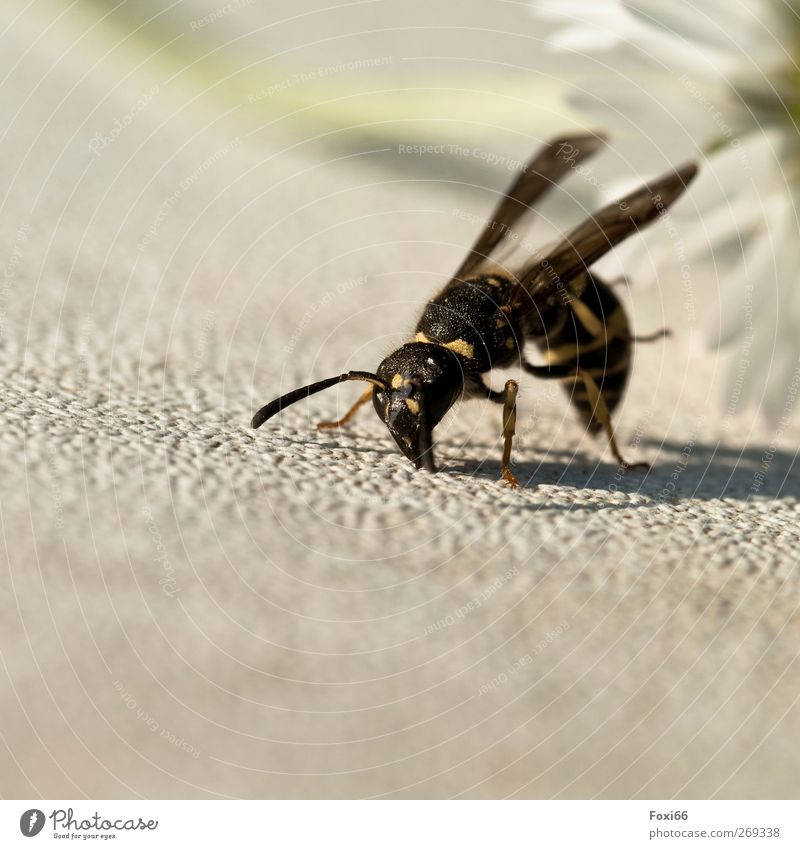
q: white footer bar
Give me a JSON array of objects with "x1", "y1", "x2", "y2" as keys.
[{"x1": 3, "y1": 800, "x2": 797, "y2": 848}]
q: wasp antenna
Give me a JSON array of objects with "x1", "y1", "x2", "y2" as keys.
[{"x1": 251, "y1": 371, "x2": 384, "y2": 429}]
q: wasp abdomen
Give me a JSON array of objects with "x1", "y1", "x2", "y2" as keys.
[{"x1": 527, "y1": 273, "x2": 632, "y2": 431}]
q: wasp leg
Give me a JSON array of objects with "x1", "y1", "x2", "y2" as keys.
[
  {"x1": 628, "y1": 327, "x2": 672, "y2": 343},
  {"x1": 482, "y1": 380, "x2": 520, "y2": 487},
  {"x1": 317, "y1": 387, "x2": 373, "y2": 430},
  {"x1": 500, "y1": 379, "x2": 520, "y2": 487},
  {"x1": 523, "y1": 362, "x2": 649, "y2": 471},
  {"x1": 576, "y1": 369, "x2": 649, "y2": 470}
]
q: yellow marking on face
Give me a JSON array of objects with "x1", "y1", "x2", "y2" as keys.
[
  {"x1": 415, "y1": 331, "x2": 432, "y2": 344},
  {"x1": 495, "y1": 317, "x2": 506, "y2": 328},
  {"x1": 391, "y1": 373, "x2": 404, "y2": 389},
  {"x1": 486, "y1": 276, "x2": 503, "y2": 287},
  {"x1": 505, "y1": 337, "x2": 515, "y2": 349},
  {"x1": 443, "y1": 339, "x2": 475, "y2": 359},
  {"x1": 405, "y1": 398, "x2": 420, "y2": 415}
]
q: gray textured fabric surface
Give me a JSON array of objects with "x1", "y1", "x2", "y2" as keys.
[{"x1": 1, "y1": 2, "x2": 798, "y2": 800}]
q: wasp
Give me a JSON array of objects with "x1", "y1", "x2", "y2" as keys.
[{"x1": 252, "y1": 134, "x2": 697, "y2": 486}]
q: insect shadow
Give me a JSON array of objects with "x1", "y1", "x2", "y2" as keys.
[{"x1": 449, "y1": 437, "x2": 800, "y2": 505}]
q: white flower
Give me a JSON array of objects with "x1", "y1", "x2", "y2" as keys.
[{"x1": 532, "y1": 0, "x2": 800, "y2": 420}]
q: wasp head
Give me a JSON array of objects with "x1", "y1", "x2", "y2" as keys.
[{"x1": 373, "y1": 342, "x2": 465, "y2": 472}]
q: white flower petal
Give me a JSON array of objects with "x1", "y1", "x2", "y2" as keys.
[
  {"x1": 547, "y1": 25, "x2": 628, "y2": 53},
  {"x1": 627, "y1": 0, "x2": 785, "y2": 66},
  {"x1": 711, "y1": 228, "x2": 771, "y2": 348},
  {"x1": 565, "y1": 73, "x2": 753, "y2": 162},
  {"x1": 762, "y1": 286, "x2": 800, "y2": 419},
  {"x1": 712, "y1": 201, "x2": 800, "y2": 413},
  {"x1": 534, "y1": 0, "x2": 800, "y2": 420},
  {"x1": 533, "y1": 0, "x2": 761, "y2": 77}
]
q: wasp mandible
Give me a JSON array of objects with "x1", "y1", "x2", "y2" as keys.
[{"x1": 252, "y1": 134, "x2": 698, "y2": 486}]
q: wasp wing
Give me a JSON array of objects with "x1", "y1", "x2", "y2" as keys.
[
  {"x1": 446, "y1": 132, "x2": 608, "y2": 287},
  {"x1": 512, "y1": 161, "x2": 699, "y2": 312}
]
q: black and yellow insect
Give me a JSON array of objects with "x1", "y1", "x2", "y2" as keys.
[{"x1": 252, "y1": 134, "x2": 697, "y2": 486}]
